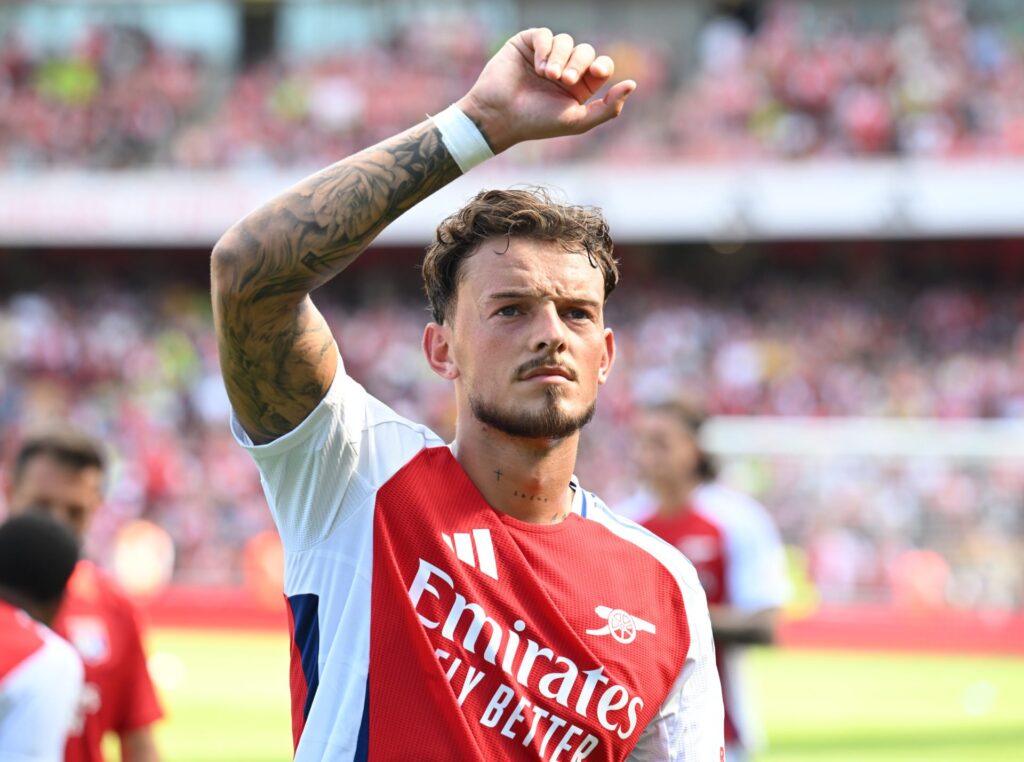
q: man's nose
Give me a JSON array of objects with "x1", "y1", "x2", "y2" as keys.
[{"x1": 530, "y1": 303, "x2": 568, "y2": 354}]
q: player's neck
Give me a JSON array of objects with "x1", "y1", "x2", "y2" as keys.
[
  {"x1": 0, "y1": 586, "x2": 53, "y2": 626},
  {"x1": 654, "y1": 477, "x2": 701, "y2": 516},
  {"x1": 452, "y1": 423, "x2": 578, "y2": 524}
]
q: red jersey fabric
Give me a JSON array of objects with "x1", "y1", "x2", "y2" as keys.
[
  {"x1": 642, "y1": 510, "x2": 728, "y2": 608},
  {"x1": 0, "y1": 600, "x2": 44, "y2": 679},
  {"x1": 53, "y1": 560, "x2": 163, "y2": 762},
  {"x1": 369, "y1": 447, "x2": 691, "y2": 760}
]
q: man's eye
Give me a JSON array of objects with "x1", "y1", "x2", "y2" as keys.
[
  {"x1": 565, "y1": 309, "x2": 590, "y2": 320},
  {"x1": 496, "y1": 306, "x2": 520, "y2": 317}
]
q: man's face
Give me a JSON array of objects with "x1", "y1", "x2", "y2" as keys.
[
  {"x1": 7, "y1": 455, "x2": 103, "y2": 543},
  {"x1": 435, "y1": 237, "x2": 614, "y2": 440},
  {"x1": 633, "y1": 411, "x2": 702, "y2": 487}
]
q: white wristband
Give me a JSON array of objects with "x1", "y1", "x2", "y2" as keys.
[{"x1": 430, "y1": 104, "x2": 494, "y2": 173}]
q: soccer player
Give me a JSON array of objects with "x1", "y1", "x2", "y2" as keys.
[
  {"x1": 5, "y1": 431, "x2": 163, "y2": 762},
  {"x1": 632, "y1": 402, "x2": 790, "y2": 762},
  {"x1": 0, "y1": 513, "x2": 84, "y2": 762},
  {"x1": 213, "y1": 28, "x2": 725, "y2": 761}
]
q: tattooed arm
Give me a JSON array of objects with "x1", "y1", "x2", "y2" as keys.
[
  {"x1": 212, "y1": 28, "x2": 635, "y2": 443},
  {"x1": 211, "y1": 123, "x2": 459, "y2": 443}
]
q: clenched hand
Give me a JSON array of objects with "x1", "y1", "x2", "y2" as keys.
[{"x1": 456, "y1": 28, "x2": 637, "y2": 154}]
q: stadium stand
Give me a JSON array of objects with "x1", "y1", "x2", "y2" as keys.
[{"x1": 2, "y1": 0, "x2": 1024, "y2": 169}]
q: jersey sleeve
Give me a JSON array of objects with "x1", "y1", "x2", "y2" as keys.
[
  {"x1": 0, "y1": 633, "x2": 84, "y2": 762},
  {"x1": 231, "y1": 352, "x2": 441, "y2": 551},
  {"x1": 628, "y1": 568, "x2": 725, "y2": 761},
  {"x1": 111, "y1": 602, "x2": 163, "y2": 734},
  {"x1": 711, "y1": 487, "x2": 791, "y2": 612}
]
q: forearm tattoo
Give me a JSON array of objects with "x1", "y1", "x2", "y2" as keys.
[{"x1": 212, "y1": 121, "x2": 462, "y2": 442}]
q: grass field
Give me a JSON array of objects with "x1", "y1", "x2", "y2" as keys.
[{"x1": 141, "y1": 628, "x2": 1024, "y2": 762}]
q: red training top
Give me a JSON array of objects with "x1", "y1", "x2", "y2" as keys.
[{"x1": 53, "y1": 559, "x2": 163, "y2": 762}]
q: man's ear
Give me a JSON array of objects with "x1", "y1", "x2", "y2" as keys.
[
  {"x1": 423, "y1": 322, "x2": 459, "y2": 380},
  {"x1": 597, "y1": 327, "x2": 615, "y2": 385}
]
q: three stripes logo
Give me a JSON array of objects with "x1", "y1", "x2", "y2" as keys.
[{"x1": 441, "y1": 529, "x2": 499, "y2": 580}]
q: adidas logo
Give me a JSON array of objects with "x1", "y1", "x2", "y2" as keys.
[{"x1": 441, "y1": 528, "x2": 498, "y2": 580}]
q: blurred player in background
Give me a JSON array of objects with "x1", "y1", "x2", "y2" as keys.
[
  {"x1": 632, "y1": 401, "x2": 790, "y2": 762},
  {"x1": 0, "y1": 513, "x2": 84, "y2": 762},
  {"x1": 213, "y1": 27, "x2": 723, "y2": 761},
  {"x1": 5, "y1": 431, "x2": 163, "y2": 762}
]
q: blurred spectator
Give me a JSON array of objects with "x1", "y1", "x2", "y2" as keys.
[{"x1": 628, "y1": 401, "x2": 789, "y2": 762}]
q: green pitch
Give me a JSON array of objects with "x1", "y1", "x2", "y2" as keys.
[
  {"x1": 750, "y1": 648, "x2": 1024, "y2": 762},
  {"x1": 140, "y1": 628, "x2": 1024, "y2": 762}
]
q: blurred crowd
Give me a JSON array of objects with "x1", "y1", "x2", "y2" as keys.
[
  {"x1": 2, "y1": 0, "x2": 1024, "y2": 169},
  {"x1": 669, "y1": 0, "x2": 1024, "y2": 161},
  {"x1": 0, "y1": 271, "x2": 1021, "y2": 609},
  {"x1": 0, "y1": 26, "x2": 205, "y2": 168}
]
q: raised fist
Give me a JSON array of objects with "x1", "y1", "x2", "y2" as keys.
[{"x1": 456, "y1": 28, "x2": 637, "y2": 153}]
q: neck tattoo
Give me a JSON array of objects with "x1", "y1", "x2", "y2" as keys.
[{"x1": 512, "y1": 490, "x2": 549, "y2": 502}]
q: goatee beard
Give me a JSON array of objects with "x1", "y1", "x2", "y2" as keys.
[{"x1": 469, "y1": 388, "x2": 596, "y2": 440}]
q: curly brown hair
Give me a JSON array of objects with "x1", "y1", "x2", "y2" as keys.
[{"x1": 422, "y1": 187, "x2": 619, "y2": 325}]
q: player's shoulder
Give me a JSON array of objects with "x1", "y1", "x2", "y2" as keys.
[
  {"x1": 65, "y1": 560, "x2": 137, "y2": 617},
  {"x1": 1, "y1": 605, "x2": 81, "y2": 683},
  {"x1": 694, "y1": 482, "x2": 772, "y2": 523},
  {"x1": 580, "y1": 489, "x2": 706, "y2": 600},
  {"x1": 0, "y1": 602, "x2": 46, "y2": 679},
  {"x1": 354, "y1": 391, "x2": 446, "y2": 487},
  {"x1": 70, "y1": 559, "x2": 128, "y2": 600},
  {"x1": 361, "y1": 390, "x2": 445, "y2": 449},
  {"x1": 38, "y1": 622, "x2": 84, "y2": 677},
  {"x1": 612, "y1": 489, "x2": 659, "y2": 523},
  {"x1": 0, "y1": 599, "x2": 39, "y2": 637},
  {"x1": 236, "y1": 357, "x2": 443, "y2": 470},
  {"x1": 693, "y1": 482, "x2": 782, "y2": 552}
]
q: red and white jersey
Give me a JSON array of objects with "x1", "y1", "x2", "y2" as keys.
[
  {"x1": 0, "y1": 600, "x2": 84, "y2": 762},
  {"x1": 639, "y1": 484, "x2": 789, "y2": 754},
  {"x1": 53, "y1": 560, "x2": 164, "y2": 762},
  {"x1": 233, "y1": 360, "x2": 724, "y2": 761}
]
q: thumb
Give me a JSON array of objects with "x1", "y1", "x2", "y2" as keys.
[{"x1": 577, "y1": 80, "x2": 637, "y2": 132}]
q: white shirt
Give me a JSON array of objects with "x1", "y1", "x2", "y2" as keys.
[{"x1": 0, "y1": 603, "x2": 84, "y2": 762}]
